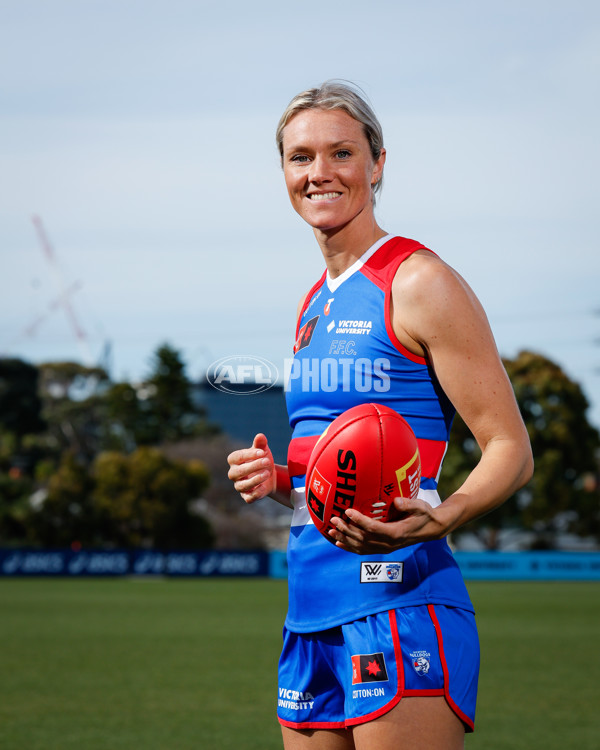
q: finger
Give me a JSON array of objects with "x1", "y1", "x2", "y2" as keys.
[
  {"x1": 344, "y1": 509, "x2": 388, "y2": 535},
  {"x1": 227, "y1": 455, "x2": 272, "y2": 482},
  {"x1": 392, "y1": 496, "x2": 421, "y2": 514},
  {"x1": 330, "y1": 515, "x2": 364, "y2": 542},
  {"x1": 252, "y1": 433, "x2": 269, "y2": 453},
  {"x1": 227, "y1": 448, "x2": 265, "y2": 467},
  {"x1": 240, "y1": 486, "x2": 268, "y2": 504},
  {"x1": 327, "y1": 524, "x2": 356, "y2": 546},
  {"x1": 233, "y1": 468, "x2": 272, "y2": 493}
]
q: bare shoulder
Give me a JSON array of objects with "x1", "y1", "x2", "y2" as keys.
[
  {"x1": 392, "y1": 249, "x2": 489, "y2": 355},
  {"x1": 393, "y1": 250, "x2": 482, "y2": 316}
]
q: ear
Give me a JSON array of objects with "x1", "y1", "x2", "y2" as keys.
[{"x1": 371, "y1": 147, "x2": 386, "y2": 186}]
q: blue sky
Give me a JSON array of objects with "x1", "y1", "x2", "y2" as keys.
[{"x1": 2, "y1": 0, "x2": 599, "y2": 426}]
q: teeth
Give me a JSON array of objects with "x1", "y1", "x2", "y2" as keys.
[{"x1": 309, "y1": 192, "x2": 341, "y2": 200}]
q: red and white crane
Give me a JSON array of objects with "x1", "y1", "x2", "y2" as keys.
[{"x1": 30, "y1": 215, "x2": 93, "y2": 365}]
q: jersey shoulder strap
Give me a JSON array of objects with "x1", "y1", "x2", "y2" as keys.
[{"x1": 360, "y1": 235, "x2": 434, "y2": 291}]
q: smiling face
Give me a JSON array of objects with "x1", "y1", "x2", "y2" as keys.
[{"x1": 281, "y1": 108, "x2": 385, "y2": 235}]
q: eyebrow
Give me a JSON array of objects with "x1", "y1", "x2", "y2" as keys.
[{"x1": 283, "y1": 138, "x2": 362, "y2": 154}]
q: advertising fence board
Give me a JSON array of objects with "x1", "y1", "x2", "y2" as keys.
[
  {"x1": 0, "y1": 549, "x2": 269, "y2": 578},
  {"x1": 1, "y1": 549, "x2": 599, "y2": 580}
]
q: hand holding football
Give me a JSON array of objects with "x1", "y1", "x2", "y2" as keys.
[{"x1": 305, "y1": 403, "x2": 421, "y2": 542}]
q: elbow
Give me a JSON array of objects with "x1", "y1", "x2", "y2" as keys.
[{"x1": 519, "y1": 445, "x2": 534, "y2": 489}]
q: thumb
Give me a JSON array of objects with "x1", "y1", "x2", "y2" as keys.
[
  {"x1": 393, "y1": 496, "x2": 413, "y2": 513},
  {"x1": 252, "y1": 433, "x2": 269, "y2": 453}
]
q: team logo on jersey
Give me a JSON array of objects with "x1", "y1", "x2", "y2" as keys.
[
  {"x1": 410, "y1": 650, "x2": 431, "y2": 676},
  {"x1": 360, "y1": 562, "x2": 404, "y2": 583},
  {"x1": 351, "y1": 653, "x2": 389, "y2": 684},
  {"x1": 294, "y1": 316, "x2": 319, "y2": 353},
  {"x1": 324, "y1": 298, "x2": 334, "y2": 315}
]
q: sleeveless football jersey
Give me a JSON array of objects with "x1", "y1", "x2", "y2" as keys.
[{"x1": 284, "y1": 235, "x2": 474, "y2": 633}]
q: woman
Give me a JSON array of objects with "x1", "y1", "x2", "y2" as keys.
[{"x1": 227, "y1": 81, "x2": 533, "y2": 750}]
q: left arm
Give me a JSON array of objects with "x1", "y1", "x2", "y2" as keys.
[{"x1": 329, "y1": 252, "x2": 533, "y2": 553}]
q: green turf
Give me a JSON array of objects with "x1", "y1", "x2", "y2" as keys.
[
  {"x1": 0, "y1": 578, "x2": 287, "y2": 750},
  {"x1": 469, "y1": 582, "x2": 600, "y2": 750},
  {"x1": 0, "y1": 579, "x2": 598, "y2": 749}
]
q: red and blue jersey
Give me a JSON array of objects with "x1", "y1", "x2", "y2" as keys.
[{"x1": 284, "y1": 235, "x2": 473, "y2": 633}]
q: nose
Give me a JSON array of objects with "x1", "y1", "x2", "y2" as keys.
[{"x1": 308, "y1": 155, "x2": 333, "y2": 184}]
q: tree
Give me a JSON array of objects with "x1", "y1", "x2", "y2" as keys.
[
  {"x1": 0, "y1": 349, "x2": 220, "y2": 548},
  {"x1": 37, "y1": 362, "x2": 110, "y2": 461},
  {"x1": 0, "y1": 358, "x2": 45, "y2": 441},
  {"x1": 22, "y1": 447, "x2": 213, "y2": 549},
  {"x1": 102, "y1": 382, "x2": 145, "y2": 451},
  {"x1": 27, "y1": 451, "x2": 97, "y2": 547},
  {"x1": 0, "y1": 470, "x2": 34, "y2": 544},
  {"x1": 505, "y1": 350, "x2": 600, "y2": 545},
  {"x1": 0, "y1": 359, "x2": 47, "y2": 542},
  {"x1": 102, "y1": 344, "x2": 218, "y2": 449},
  {"x1": 142, "y1": 344, "x2": 197, "y2": 443},
  {"x1": 92, "y1": 447, "x2": 213, "y2": 548},
  {"x1": 439, "y1": 350, "x2": 600, "y2": 548}
]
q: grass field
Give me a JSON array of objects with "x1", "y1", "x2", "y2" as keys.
[{"x1": 0, "y1": 578, "x2": 598, "y2": 750}]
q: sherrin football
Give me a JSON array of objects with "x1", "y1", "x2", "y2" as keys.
[{"x1": 305, "y1": 403, "x2": 421, "y2": 542}]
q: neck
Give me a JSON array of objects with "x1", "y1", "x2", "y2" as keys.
[{"x1": 314, "y1": 216, "x2": 387, "y2": 278}]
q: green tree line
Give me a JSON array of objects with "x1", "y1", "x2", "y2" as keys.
[
  {"x1": 438, "y1": 351, "x2": 600, "y2": 549},
  {"x1": 0, "y1": 344, "x2": 216, "y2": 549},
  {"x1": 0, "y1": 347, "x2": 598, "y2": 550}
]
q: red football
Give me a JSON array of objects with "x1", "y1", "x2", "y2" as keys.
[{"x1": 305, "y1": 403, "x2": 421, "y2": 542}]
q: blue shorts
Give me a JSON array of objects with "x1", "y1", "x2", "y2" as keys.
[{"x1": 277, "y1": 604, "x2": 479, "y2": 732}]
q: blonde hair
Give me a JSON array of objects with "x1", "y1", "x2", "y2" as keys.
[{"x1": 276, "y1": 80, "x2": 384, "y2": 199}]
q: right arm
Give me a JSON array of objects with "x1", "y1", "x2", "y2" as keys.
[{"x1": 228, "y1": 294, "x2": 308, "y2": 511}]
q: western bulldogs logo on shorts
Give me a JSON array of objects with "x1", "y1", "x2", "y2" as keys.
[{"x1": 410, "y1": 650, "x2": 431, "y2": 676}]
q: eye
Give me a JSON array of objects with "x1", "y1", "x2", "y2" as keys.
[
  {"x1": 290, "y1": 154, "x2": 310, "y2": 164},
  {"x1": 335, "y1": 149, "x2": 351, "y2": 159}
]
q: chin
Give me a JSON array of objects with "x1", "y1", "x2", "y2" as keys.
[
  {"x1": 300, "y1": 208, "x2": 348, "y2": 230},
  {"x1": 305, "y1": 218, "x2": 344, "y2": 232}
]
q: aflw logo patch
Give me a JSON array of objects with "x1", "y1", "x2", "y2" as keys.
[
  {"x1": 360, "y1": 562, "x2": 404, "y2": 583},
  {"x1": 351, "y1": 653, "x2": 389, "y2": 684}
]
